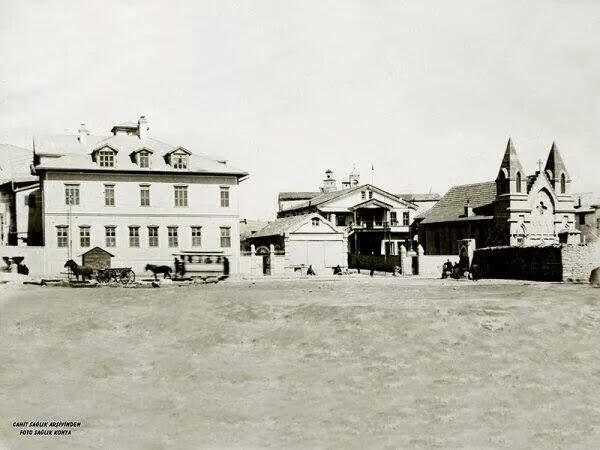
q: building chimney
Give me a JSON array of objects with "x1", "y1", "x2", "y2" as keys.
[
  {"x1": 138, "y1": 115, "x2": 149, "y2": 140},
  {"x1": 464, "y1": 199, "x2": 473, "y2": 217},
  {"x1": 322, "y1": 169, "x2": 337, "y2": 193},
  {"x1": 78, "y1": 123, "x2": 89, "y2": 144}
]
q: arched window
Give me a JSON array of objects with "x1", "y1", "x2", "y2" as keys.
[
  {"x1": 560, "y1": 173, "x2": 566, "y2": 194},
  {"x1": 516, "y1": 172, "x2": 522, "y2": 193}
]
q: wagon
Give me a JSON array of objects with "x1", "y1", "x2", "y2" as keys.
[
  {"x1": 172, "y1": 251, "x2": 229, "y2": 281},
  {"x1": 96, "y1": 267, "x2": 136, "y2": 284}
]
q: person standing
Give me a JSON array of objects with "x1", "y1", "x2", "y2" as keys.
[{"x1": 369, "y1": 258, "x2": 375, "y2": 277}]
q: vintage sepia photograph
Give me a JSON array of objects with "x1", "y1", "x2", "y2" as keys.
[{"x1": 1, "y1": 0, "x2": 599, "y2": 448}]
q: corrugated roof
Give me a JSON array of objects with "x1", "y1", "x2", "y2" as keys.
[
  {"x1": 250, "y1": 214, "x2": 325, "y2": 238},
  {"x1": 419, "y1": 181, "x2": 497, "y2": 224}
]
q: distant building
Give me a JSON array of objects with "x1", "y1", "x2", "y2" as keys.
[
  {"x1": 573, "y1": 193, "x2": 600, "y2": 243},
  {"x1": 418, "y1": 139, "x2": 579, "y2": 255},
  {"x1": 246, "y1": 213, "x2": 346, "y2": 274},
  {"x1": 0, "y1": 144, "x2": 40, "y2": 246},
  {"x1": 17, "y1": 116, "x2": 249, "y2": 274},
  {"x1": 277, "y1": 169, "x2": 438, "y2": 256}
]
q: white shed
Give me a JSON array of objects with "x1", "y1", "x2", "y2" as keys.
[{"x1": 249, "y1": 213, "x2": 347, "y2": 275}]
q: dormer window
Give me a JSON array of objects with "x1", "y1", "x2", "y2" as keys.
[
  {"x1": 97, "y1": 149, "x2": 115, "y2": 167},
  {"x1": 172, "y1": 153, "x2": 188, "y2": 169},
  {"x1": 130, "y1": 148, "x2": 153, "y2": 168},
  {"x1": 166, "y1": 147, "x2": 192, "y2": 170},
  {"x1": 139, "y1": 151, "x2": 150, "y2": 168}
]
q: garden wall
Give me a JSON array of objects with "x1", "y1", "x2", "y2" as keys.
[
  {"x1": 417, "y1": 255, "x2": 457, "y2": 278},
  {"x1": 561, "y1": 240, "x2": 600, "y2": 282},
  {"x1": 472, "y1": 245, "x2": 563, "y2": 281}
]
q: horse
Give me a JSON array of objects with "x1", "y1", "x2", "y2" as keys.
[
  {"x1": 64, "y1": 259, "x2": 93, "y2": 282},
  {"x1": 145, "y1": 264, "x2": 173, "y2": 280}
]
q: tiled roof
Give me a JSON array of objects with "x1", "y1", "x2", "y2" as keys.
[
  {"x1": 278, "y1": 191, "x2": 320, "y2": 201},
  {"x1": 250, "y1": 214, "x2": 329, "y2": 238},
  {"x1": 33, "y1": 133, "x2": 247, "y2": 177},
  {"x1": 397, "y1": 193, "x2": 441, "y2": 202},
  {"x1": 240, "y1": 219, "x2": 272, "y2": 240},
  {"x1": 419, "y1": 181, "x2": 497, "y2": 224}
]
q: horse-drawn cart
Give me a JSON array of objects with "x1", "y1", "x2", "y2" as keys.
[{"x1": 96, "y1": 267, "x2": 136, "y2": 284}]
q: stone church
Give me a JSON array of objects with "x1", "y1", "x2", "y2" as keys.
[{"x1": 418, "y1": 139, "x2": 579, "y2": 255}]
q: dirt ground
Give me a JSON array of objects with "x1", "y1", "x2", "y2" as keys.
[{"x1": 1, "y1": 277, "x2": 600, "y2": 449}]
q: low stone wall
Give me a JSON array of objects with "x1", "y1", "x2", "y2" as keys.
[
  {"x1": 561, "y1": 240, "x2": 600, "y2": 282},
  {"x1": 239, "y1": 254, "x2": 289, "y2": 276},
  {"x1": 417, "y1": 255, "x2": 457, "y2": 278},
  {"x1": 472, "y1": 245, "x2": 563, "y2": 281}
]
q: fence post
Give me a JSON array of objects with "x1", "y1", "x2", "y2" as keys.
[
  {"x1": 400, "y1": 244, "x2": 409, "y2": 276},
  {"x1": 417, "y1": 244, "x2": 424, "y2": 276}
]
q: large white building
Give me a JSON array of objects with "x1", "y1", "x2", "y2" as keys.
[{"x1": 28, "y1": 116, "x2": 248, "y2": 275}]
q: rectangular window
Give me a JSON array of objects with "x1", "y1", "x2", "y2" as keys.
[
  {"x1": 390, "y1": 212, "x2": 398, "y2": 226},
  {"x1": 168, "y1": 226, "x2": 179, "y2": 247},
  {"x1": 56, "y1": 226, "x2": 68, "y2": 247},
  {"x1": 368, "y1": 191, "x2": 373, "y2": 199},
  {"x1": 174, "y1": 185, "x2": 188, "y2": 207},
  {"x1": 140, "y1": 185, "x2": 150, "y2": 207},
  {"x1": 139, "y1": 152, "x2": 150, "y2": 168},
  {"x1": 579, "y1": 214, "x2": 585, "y2": 226},
  {"x1": 336, "y1": 215, "x2": 346, "y2": 227},
  {"x1": 79, "y1": 226, "x2": 90, "y2": 247},
  {"x1": 361, "y1": 191, "x2": 366, "y2": 200},
  {"x1": 148, "y1": 226, "x2": 159, "y2": 247},
  {"x1": 104, "y1": 184, "x2": 115, "y2": 206},
  {"x1": 105, "y1": 226, "x2": 116, "y2": 247},
  {"x1": 402, "y1": 211, "x2": 410, "y2": 226},
  {"x1": 129, "y1": 226, "x2": 140, "y2": 247},
  {"x1": 172, "y1": 154, "x2": 188, "y2": 169},
  {"x1": 220, "y1": 186, "x2": 230, "y2": 207},
  {"x1": 191, "y1": 226, "x2": 202, "y2": 247},
  {"x1": 98, "y1": 150, "x2": 115, "y2": 167},
  {"x1": 65, "y1": 184, "x2": 80, "y2": 206},
  {"x1": 220, "y1": 226, "x2": 231, "y2": 248}
]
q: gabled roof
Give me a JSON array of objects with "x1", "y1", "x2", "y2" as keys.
[
  {"x1": 80, "y1": 246, "x2": 115, "y2": 257},
  {"x1": 240, "y1": 219, "x2": 272, "y2": 240},
  {"x1": 280, "y1": 184, "x2": 417, "y2": 213},
  {"x1": 419, "y1": 181, "x2": 497, "y2": 224},
  {"x1": 250, "y1": 213, "x2": 339, "y2": 238},
  {"x1": 350, "y1": 198, "x2": 395, "y2": 210}
]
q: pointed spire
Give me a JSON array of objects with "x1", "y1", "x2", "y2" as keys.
[
  {"x1": 497, "y1": 137, "x2": 524, "y2": 179},
  {"x1": 544, "y1": 141, "x2": 570, "y2": 181}
]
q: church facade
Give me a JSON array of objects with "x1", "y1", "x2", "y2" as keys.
[{"x1": 418, "y1": 139, "x2": 579, "y2": 255}]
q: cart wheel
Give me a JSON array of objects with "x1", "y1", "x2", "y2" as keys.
[{"x1": 120, "y1": 269, "x2": 134, "y2": 284}]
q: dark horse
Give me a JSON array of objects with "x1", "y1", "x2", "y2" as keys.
[
  {"x1": 145, "y1": 264, "x2": 173, "y2": 280},
  {"x1": 64, "y1": 259, "x2": 93, "y2": 281}
]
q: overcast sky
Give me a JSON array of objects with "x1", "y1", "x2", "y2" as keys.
[{"x1": 1, "y1": 0, "x2": 599, "y2": 219}]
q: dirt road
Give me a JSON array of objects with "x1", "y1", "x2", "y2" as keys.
[{"x1": 1, "y1": 278, "x2": 599, "y2": 449}]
